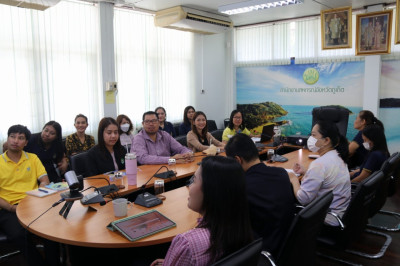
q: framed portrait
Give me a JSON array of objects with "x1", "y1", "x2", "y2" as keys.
[
  {"x1": 396, "y1": 0, "x2": 400, "y2": 44},
  {"x1": 356, "y1": 10, "x2": 393, "y2": 55},
  {"x1": 321, "y1": 7, "x2": 352, "y2": 49}
]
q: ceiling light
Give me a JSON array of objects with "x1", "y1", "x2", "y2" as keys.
[{"x1": 218, "y1": 0, "x2": 303, "y2": 15}]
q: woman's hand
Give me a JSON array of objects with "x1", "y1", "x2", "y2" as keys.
[
  {"x1": 58, "y1": 156, "x2": 69, "y2": 174},
  {"x1": 150, "y1": 259, "x2": 164, "y2": 266},
  {"x1": 293, "y1": 163, "x2": 305, "y2": 175}
]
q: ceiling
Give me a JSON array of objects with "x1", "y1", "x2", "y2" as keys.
[{"x1": 130, "y1": 0, "x2": 396, "y2": 26}]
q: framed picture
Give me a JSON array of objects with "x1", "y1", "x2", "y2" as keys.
[
  {"x1": 321, "y1": 7, "x2": 352, "y2": 49},
  {"x1": 356, "y1": 10, "x2": 393, "y2": 55},
  {"x1": 396, "y1": 0, "x2": 400, "y2": 44}
]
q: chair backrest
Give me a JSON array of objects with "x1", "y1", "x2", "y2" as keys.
[
  {"x1": 211, "y1": 129, "x2": 224, "y2": 142},
  {"x1": 276, "y1": 192, "x2": 333, "y2": 266},
  {"x1": 173, "y1": 123, "x2": 181, "y2": 136},
  {"x1": 211, "y1": 238, "x2": 263, "y2": 266},
  {"x1": 340, "y1": 170, "x2": 385, "y2": 245},
  {"x1": 311, "y1": 106, "x2": 350, "y2": 137},
  {"x1": 370, "y1": 152, "x2": 400, "y2": 215},
  {"x1": 381, "y1": 152, "x2": 400, "y2": 197},
  {"x1": 207, "y1": 120, "x2": 218, "y2": 132},
  {"x1": 174, "y1": 135, "x2": 187, "y2": 147},
  {"x1": 224, "y1": 118, "x2": 229, "y2": 128},
  {"x1": 70, "y1": 151, "x2": 89, "y2": 177}
]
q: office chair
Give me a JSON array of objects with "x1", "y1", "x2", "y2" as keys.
[
  {"x1": 261, "y1": 192, "x2": 333, "y2": 266},
  {"x1": 224, "y1": 118, "x2": 229, "y2": 128},
  {"x1": 311, "y1": 106, "x2": 350, "y2": 137},
  {"x1": 207, "y1": 120, "x2": 218, "y2": 132},
  {"x1": 174, "y1": 135, "x2": 187, "y2": 147},
  {"x1": 368, "y1": 152, "x2": 400, "y2": 231},
  {"x1": 211, "y1": 129, "x2": 224, "y2": 142},
  {"x1": 211, "y1": 238, "x2": 262, "y2": 266},
  {"x1": 317, "y1": 170, "x2": 391, "y2": 262},
  {"x1": 70, "y1": 151, "x2": 89, "y2": 177},
  {"x1": 173, "y1": 123, "x2": 181, "y2": 136},
  {"x1": 0, "y1": 231, "x2": 21, "y2": 261}
]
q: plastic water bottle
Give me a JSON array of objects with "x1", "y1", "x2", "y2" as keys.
[{"x1": 125, "y1": 153, "x2": 137, "y2": 186}]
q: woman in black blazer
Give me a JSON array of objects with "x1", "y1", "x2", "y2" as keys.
[{"x1": 87, "y1": 117, "x2": 127, "y2": 176}]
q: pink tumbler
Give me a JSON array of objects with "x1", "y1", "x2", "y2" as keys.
[{"x1": 125, "y1": 153, "x2": 137, "y2": 186}]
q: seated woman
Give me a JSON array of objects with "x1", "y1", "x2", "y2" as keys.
[
  {"x1": 87, "y1": 117, "x2": 127, "y2": 176},
  {"x1": 65, "y1": 114, "x2": 95, "y2": 157},
  {"x1": 289, "y1": 121, "x2": 351, "y2": 226},
  {"x1": 155, "y1": 106, "x2": 176, "y2": 137},
  {"x1": 24, "y1": 121, "x2": 68, "y2": 183},
  {"x1": 151, "y1": 156, "x2": 253, "y2": 266},
  {"x1": 179, "y1": 105, "x2": 195, "y2": 136},
  {"x1": 116, "y1": 114, "x2": 135, "y2": 152},
  {"x1": 187, "y1": 111, "x2": 225, "y2": 152},
  {"x1": 348, "y1": 110, "x2": 384, "y2": 168},
  {"x1": 222, "y1": 110, "x2": 257, "y2": 144},
  {"x1": 350, "y1": 124, "x2": 389, "y2": 183}
]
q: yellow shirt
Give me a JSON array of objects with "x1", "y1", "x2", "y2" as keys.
[
  {"x1": 222, "y1": 127, "x2": 251, "y2": 141},
  {"x1": 0, "y1": 151, "x2": 47, "y2": 205}
]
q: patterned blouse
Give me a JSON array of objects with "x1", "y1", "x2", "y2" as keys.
[{"x1": 65, "y1": 133, "x2": 95, "y2": 157}]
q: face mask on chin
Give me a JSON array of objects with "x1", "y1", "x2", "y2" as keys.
[
  {"x1": 307, "y1": 136, "x2": 321, "y2": 153},
  {"x1": 120, "y1": 123, "x2": 130, "y2": 133},
  {"x1": 362, "y1": 142, "x2": 371, "y2": 151}
]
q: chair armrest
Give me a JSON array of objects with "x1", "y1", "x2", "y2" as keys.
[
  {"x1": 326, "y1": 212, "x2": 345, "y2": 230},
  {"x1": 261, "y1": 251, "x2": 277, "y2": 266}
]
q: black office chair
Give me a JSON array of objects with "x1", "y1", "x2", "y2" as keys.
[
  {"x1": 0, "y1": 231, "x2": 20, "y2": 261},
  {"x1": 173, "y1": 123, "x2": 181, "y2": 136},
  {"x1": 261, "y1": 192, "x2": 333, "y2": 266},
  {"x1": 368, "y1": 152, "x2": 400, "y2": 231},
  {"x1": 174, "y1": 135, "x2": 187, "y2": 147},
  {"x1": 317, "y1": 170, "x2": 391, "y2": 262},
  {"x1": 311, "y1": 106, "x2": 350, "y2": 137},
  {"x1": 211, "y1": 129, "x2": 224, "y2": 142},
  {"x1": 70, "y1": 151, "x2": 89, "y2": 177},
  {"x1": 224, "y1": 118, "x2": 229, "y2": 128},
  {"x1": 211, "y1": 238, "x2": 262, "y2": 266},
  {"x1": 207, "y1": 120, "x2": 218, "y2": 132}
]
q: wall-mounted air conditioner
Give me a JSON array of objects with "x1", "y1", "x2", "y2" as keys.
[
  {"x1": 0, "y1": 0, "x2": 60, "y2": 10},
  {"x1": 154, "y1": 6, "x2": 233, "y2": 35}
]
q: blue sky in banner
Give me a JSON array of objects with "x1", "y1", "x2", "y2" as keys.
[{"x1": 236, "y1": 62, "x2": 364, "y2": 107}]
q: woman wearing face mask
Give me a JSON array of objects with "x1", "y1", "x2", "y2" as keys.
[
  {"x1": 289, "y1": 121, "x2": 351, "y2": 226},
  {"x1": 65, "y1": 114, "x2": 95, "y2": 157},
  {"x1": 350, "y1": 124, "x2": 389, "y2": 183},
  {"x1": 155, "y1": 107, "x2": 176, "y2": 137},
  {"x1": 151, "y1": 156, "x2": 253, "y2": 266},
  {"x1": 87, "y1": 117, "x2": 126, "y2": 176},
  {"x1": 187, "y1": 111, "x2": 225, "y2": 152},
  {"x1": 116, "y1": 114, "x2": 135, "y2": 152},
  {"x1": 24, "y1": 121, "x2": 68, "y2": 183},
  {"x1": 348, "y1": 110, "x2": 384, "y2": 168}
]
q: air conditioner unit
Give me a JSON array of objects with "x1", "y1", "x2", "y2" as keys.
[
  {"x1": 155, "y1": 6, "x2": 233, "y2": 35},
  {"x1": 0, "y1": 0, "x2": 60, "y2": 10}
]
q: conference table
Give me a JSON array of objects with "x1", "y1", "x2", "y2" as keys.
[{"x1": 17, "y1": 147, "x2": 316, "y2": 249}]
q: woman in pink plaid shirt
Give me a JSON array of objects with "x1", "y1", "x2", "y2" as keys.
[{"x1": 151, "y1": 156, "x2": 253, "y2": 266}]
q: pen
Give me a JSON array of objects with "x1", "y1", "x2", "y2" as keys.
[{"x1": 38, "y1": 188, "x2": 48, "y2": 194}]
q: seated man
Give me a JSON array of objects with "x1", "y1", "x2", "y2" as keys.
[
  {"x1": 0, "y1": 125, "x2": 54, "y2": 266},
  {"x1": 225, "y1": 134, "x2": 295, "y2": 257},
  {"x1": 133, "y1": 111, "x2": 193, "y2": 165}
]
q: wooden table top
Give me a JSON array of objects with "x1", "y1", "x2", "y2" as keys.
[
  {"x1": 17, "y1": 186, "x2": 198, "y2": 248},
  {"x1": 17, "y1": 148, "x2": 316, "y2": 248}
]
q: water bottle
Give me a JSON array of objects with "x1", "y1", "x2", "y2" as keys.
[{"x1": 125, "y1": 153, "x2": 137, "y2": 186}]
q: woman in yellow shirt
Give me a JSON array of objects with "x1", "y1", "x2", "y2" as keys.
[{"x1": 222, "y1": 110, "x2": 254, "y2": 144}]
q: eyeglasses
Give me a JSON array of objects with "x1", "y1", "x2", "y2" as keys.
[
  {"x1": 143, "y1": 119, "x2": 159, "y2": 124},
  {"x1": 233, "y1": 116, "x2": 242, "y2": 120}
]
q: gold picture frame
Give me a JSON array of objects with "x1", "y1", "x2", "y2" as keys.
[
  {"x1": 321, "y1": 7, "x2": 352, "y2": 49},
  {"x1": 356, "y1": 10, "x2": 393, "y2": 55},
  {"x1": 396, "y1": 0, "x2": 400, "y2": 44}
]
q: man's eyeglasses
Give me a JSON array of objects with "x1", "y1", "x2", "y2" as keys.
[{"x1": 143, "y1": 119, "x2": 159, "y2": 124}]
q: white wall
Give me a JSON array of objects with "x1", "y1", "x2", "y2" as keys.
[{"x1": 193, "y1": 31, "x2": 234, "y2": 129}]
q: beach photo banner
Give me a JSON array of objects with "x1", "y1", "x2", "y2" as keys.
[{"x1": 236, "y1": 61, "x2": 365, "y2": 140}]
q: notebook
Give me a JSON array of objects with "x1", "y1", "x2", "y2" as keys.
[
  {"x1": 107, "y1": 210, "x2": 176, "y2": 242},
  {"x1": 26, "y1": 187, "x2": 58, "y2": 197}
]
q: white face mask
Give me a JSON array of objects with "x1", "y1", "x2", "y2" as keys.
[
  {"x1": 120, "y1": 123, "x2": 130, "y2": 133},
  {"x1": 307, "y1": 136, "x2": 320, "y2": 153},
  {"x1": 362, "y1": 142, "x2": 371, "y2": 150}
]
